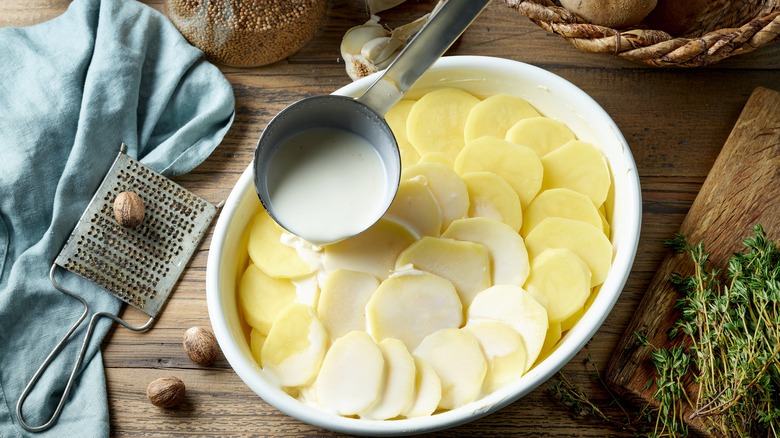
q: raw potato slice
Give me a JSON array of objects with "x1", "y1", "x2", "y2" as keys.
[
  {"x1": 463, "y1": 322, "x2": 527, "y2": 393},
  {"x1": 316, "y1": 331, "x2": 384, "y2": 416},
  {"x1": 462, "y1": 172, "x2": 522, "y2": 232},
  {"x1": 323, "y1": 218, "x2": 416, "y2": 281},
  {"x1": 247, "y1": 210, "x2": 314, "y2": 279},
  {"x1": 385, "y1": 99, "x2": 420, "y2": 167},
  {"x1": 413, "y1": 328, "x2": 487, "y2": 410},
  {"x1": 317, "y1": 269, "x2": 379, "y2": 340},
  {"x1": 525, "y1": 217, "x2": 613, "y2": 287},
  {"x1": 238, "y1": 264, "x2": 297, "y2": 335},
  {"x1": 367, "y1": 272, "x2": 462, "y2": 350},
  {"x1": 467, "y1": 285, "x2": 549, "y2": 372},
  {"x1": 396, "y1": 237, "x2": 491, "y2": 307},
  {"x1": 442, "y1": 217, "x2": 530, "y2": 287},
  {"x1": 536, "y1": 322, "x2": 562, "y2": 364},
  {"x1": 541, "y1": 140, "x2": 611, "y2": 207},
  {"x1": 525, "y1": 248, "x2": 591, "y2": 323},
  {"x1": 361, "y1": 338, "x2": 416, "y2": 420},
  {"x1": 560, "y1": 285, "x2": 599, "y2": 332},
  {"x1": 406, "y1": 88, "x2": 480, "y2": 161},
  {"x1": 455, "y1": 136, "x2": 543, "y2": 209},
  {"x1": 249, "y1": 328, "x2": 266, "y2": 367},
  {"x1": 402, "y1": 356, "x2": 442, "y2": 418},
  {"x1": 599, "y1": 205, "x2": 611, "y2": 237},
  {"x1": 505, "y1": 116, "x2": 576, "y2": 157},
  {"x1": 402, "y1": 162, "x2": 469, "y2": 231},
  {"x1": 418, "y1": 152, "x2": 453, "y2": 167},
  {"x1": 260, "y1": 303, "x2": 328, "y2": 388},
  {"x1": 521, "y1": 188, "x2": 603, "y2": 237},
  {"x1": 464, "y1": 93, "x2": 541, "y2": 142},
  {"x1": 560, "y1": 306, "x2": 585, "y2": 333},
  {"x1": 384, "y1": 178, "x2": 442, "y2": 238}
]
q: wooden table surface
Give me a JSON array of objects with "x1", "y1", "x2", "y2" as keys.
[{"x1": 4, "y1": 1, "x2": 780, "y2": 436}]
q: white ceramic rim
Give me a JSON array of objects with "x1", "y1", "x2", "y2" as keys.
[{"x1": 207, "y1": 55, "x2": 642, "y2": 436}]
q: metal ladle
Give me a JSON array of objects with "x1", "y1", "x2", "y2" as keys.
[{"x1": 254, "y1": 0, "x2": 491, "y2": 245}]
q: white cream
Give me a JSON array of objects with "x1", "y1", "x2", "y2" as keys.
[{"x1": 266, "y1": 127, "x2": 389, "y2": 244}]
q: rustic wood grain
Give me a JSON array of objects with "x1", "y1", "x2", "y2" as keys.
[
  {"x1": 3, "y1": 0, "x2": 780, "y2": 436},
  {"x1": 606, "y1": 86, "x2": 780, "y2": 435}
]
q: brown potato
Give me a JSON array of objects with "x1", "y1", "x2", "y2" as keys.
[
  {"x1": 643, "y1": 0, "x2": 749, "y2": 37},
  {"x1": 560, "y1": 0, "x2": 657, "y2": 28}
]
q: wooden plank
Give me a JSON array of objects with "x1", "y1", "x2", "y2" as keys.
[{"x1": 606, "y1": 86, "x2": 780, "y2": 434}]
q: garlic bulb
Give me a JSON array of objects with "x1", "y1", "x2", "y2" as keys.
[{"x1": 341, "y1": 1, "x2": 443, "y2": 81}]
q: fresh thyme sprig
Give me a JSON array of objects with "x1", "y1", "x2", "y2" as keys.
[
  {"x1": 649, "y1": 224, "x2": 780, "y2": 437},
  {"x1": 547, "y1": 226, "x2": 779, "y2": 437},
  {"x1": 546, "y1": 356, "x2": 650, "y2": 435}
]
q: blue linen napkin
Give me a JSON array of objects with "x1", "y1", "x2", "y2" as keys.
[{"x1": 0, "y1": 0, "x2": 235, "y2": 436}]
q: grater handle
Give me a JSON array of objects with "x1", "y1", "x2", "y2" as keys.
[{"x1": 16, "y1": 264, "x2": 155, "y2": 433}]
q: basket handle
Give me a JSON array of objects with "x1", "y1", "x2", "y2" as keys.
[{"x1": 15, "y1": 264, "x2": 155, "y2": 433}]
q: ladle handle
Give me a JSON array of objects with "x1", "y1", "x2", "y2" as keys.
[{"x1": 357, "y1": 0, "x2": 491, "y2": 116}]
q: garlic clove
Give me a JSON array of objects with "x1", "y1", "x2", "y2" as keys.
[
  {"x1": 341, "y1": 1, "x2": 444, "y2": 81},
  {"x1": 341, "y1": 16, "x2": 390, "y2": 80},
  {"x1": 363, "y1": 13, "x2": 429, "y2": 67},
  {"x1": 360, "y1": 36, "x2": 393, "y2": 63},
  {"x1": 341, "y1": 16, "x2": 388, "y2": 59}
]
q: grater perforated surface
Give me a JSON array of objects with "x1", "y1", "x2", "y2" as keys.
[{"x1": 54, "y1": 150, "x2": 218, "y2": 317}]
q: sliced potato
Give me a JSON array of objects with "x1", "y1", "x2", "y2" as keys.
[
  {"x1": 317, "y1": 269, "x2": 379, "y2": 340},
  {"x1": 541, "y1": 140, "x2": 611, "y2": 207},
  {"x1": 463, "y1": 321, "x2": 527, "y2": 393},
  {"x1": 464, "y1": 93, "x2": 541, "y2": 142},
  {"x1": 505, "y1": 116, "x2": 576, "y2": 157},
  {"x1": 560, "y1": 306, "x2": 585, "y2": 333},
  {"x1": 323, "y1": 218, "x2": 416, "y2": 281},
  {"x1": 247, "y1": 210, "x2": 314, "y2": 279},
  {"x1": 366, "y1": 271, "x2": 462, "y2": 351},
  {"x1": 462, "y1": 172, "x2": 522, "y2": 232},
  {"x1": 402, "y1": 356, "x2": 442, "y2": 418},
  {"x1": 385, "y1": 99, "x2": 420, "y2": 167},
  {"x1": 384, "y1": 178, "x2": 442, "y2": 238},
  {"x1": 418, "y1": 151, "x2": 453, "y2": 167},
  {"x1": 454, "y1": 136, "x2": 543, "y2": 209},
  {"x1": 442, "y1": 217, "x2": 530, "y2": 287},
  {"x1": 238, "y1": 264, "x2": 297, "y2": 335},
  {"x1": 249, "y1": 328, "x2": 266, "y2": 367},
  {"x1": 467, "y1": 285, "x2": 549, "y2": 372},
  {"x1": 560, "y1": 285, "x2": 599, "y2": 332},
  {"x1": 396, "y1": 237, "x2": 491, "y2": 307},
  {"x1": 599, "y1": 204, "x2": 611, "y2": 237},
  {"x1": 413, "y1": 328, "x2": 487, "y2": 410},
  {"x1": 524, "y1": 248, "x2": 591, "y2": 323},
  {"x1": 406, "y1": 88, "x2": 480, "y2": 161},
  {"x1": 361, "y1": 338, "x2": 416, "y2": 420},
  {"x1": 524, "y1": 217, "x2": 613, "y2": 287},
  {"x1": 261, "y1": 303, "x2": 328, "y2": 388},
  {"x1": 316, "y1": 331, "x2": 384, "y2": 416},
  {"x1": 522, "y1": 188, "x2": 603, "y2": 237},
  {"x1": 402, "y1": 162, "x2": 469, "y2": 231},
  {"x1": 536, "y1": 322, "x2": 562, "y2": 364}
]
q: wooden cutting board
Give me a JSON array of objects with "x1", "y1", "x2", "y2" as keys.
[{"x1": 606, "y1": 86, "x2": 780, "y2": 435}]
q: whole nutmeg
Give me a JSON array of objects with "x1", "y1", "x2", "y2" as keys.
[
  {"x1": 146, "y1": 376, "x2": 185, "y2": 408},
  {"x1": 183, "y1": 326, "x2": 219, "y2": 366},
  {"x1": 113, "y1": 191, "x2": 145, "y2": 228}
]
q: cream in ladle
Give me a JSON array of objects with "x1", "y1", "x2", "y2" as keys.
[
  {"x1": 254, "y1": 0, "x2": 491, "y2": 245},
  {"x1": 265, "y1": 127, "x2": 389, "y2": 243}
]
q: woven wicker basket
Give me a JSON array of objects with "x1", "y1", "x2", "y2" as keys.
[{"x1": 503, "y1": 0, "x2": 780, "y2": 67}]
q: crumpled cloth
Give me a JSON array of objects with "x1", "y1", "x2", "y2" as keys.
[{"x1": 0, "y1": 0, "x2": 235, "y2": 436}]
